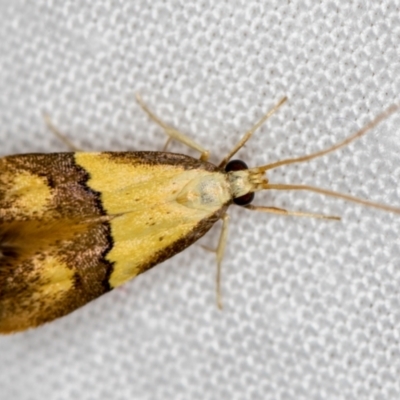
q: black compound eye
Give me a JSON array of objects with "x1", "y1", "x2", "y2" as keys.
[
  {"x1": 224, "y1": 159, "x2": 249, "y2": 172},
  {"x1": 232, "y1": 191, "x2": 255, "y2": 206},
  {"x1": 225, "y1": 159, "x2": 255, "y2": 206}
]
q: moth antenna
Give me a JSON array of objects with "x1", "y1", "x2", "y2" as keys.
[
  {"x1": 43, "y1": 113, "x2": 81, "y2": 151},
  {"x1": 258, "y1": 104, "x2": 400, "y2": 172},
  {"x1": 218, "y1": 97, "x2": 288, "y2": 168},
  {"x1": 262, "y1": 183, "x2": 400, "y2": 215}
]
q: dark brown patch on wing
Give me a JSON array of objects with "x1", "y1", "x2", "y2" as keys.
[
  {"x1": 0, "y1": 153, "x2": 114, "y2": 333},
  {"x1": 105, "y1": 151, "x2": 222, "y2": 173},
  {"x1": 0, "y1": 219, "x2": 114, "y2": 333},
  {"x1": 0, "y1": 153, "x2": 106, "y2": 221}
]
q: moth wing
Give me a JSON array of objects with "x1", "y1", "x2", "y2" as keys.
[
  {"x1": 0, "y1": 152, "x2": 228, "y2": 333},
  {"x1": 0, "y1": 217, "x2": 113, "y2": 334},
  {"x1": 0, "y1": 153, "x2": 113, "y2": 333}
]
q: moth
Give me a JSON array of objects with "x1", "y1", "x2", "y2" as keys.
[{"x1": 0, "y1": 95, "x2": 399, "y2": 334}]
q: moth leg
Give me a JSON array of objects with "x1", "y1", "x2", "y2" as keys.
[
  {"x1": 245, "y1": 204, "x2": 340, "y2": 220},
  {"x1": 200, "y1": 214, "x2": 230, "y2": 309},
  {"x1": 215, "y1": 213, "x2": 230, "y2": 309},
  {"x1": 136, "y1": 94, "x2": 210, "y2": 161},
  {"x1": 43, "y1": 113, "x2": 81, "y2": 151}
]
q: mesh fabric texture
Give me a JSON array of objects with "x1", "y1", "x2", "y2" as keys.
[{"x1": 1, "y1": 1, "x2": 400, "y2": 399}]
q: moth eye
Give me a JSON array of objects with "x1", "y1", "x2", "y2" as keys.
[
  {"x1": 224, "y1": 159, "x2": 255, "y2": 206},
  {"x1": 224, "y1": 159, "x2": 249, "y2": 172}
]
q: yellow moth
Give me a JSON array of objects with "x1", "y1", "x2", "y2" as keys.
[{"x1": 0, "y1": 95, "x2": 399, "y2": 334}]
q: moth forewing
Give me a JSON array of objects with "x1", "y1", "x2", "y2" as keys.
[{"x1": 0, "y1": 151, "x2": 231, "y2": 333}]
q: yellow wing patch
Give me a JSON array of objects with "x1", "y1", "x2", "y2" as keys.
[
  {"x1": 35, "y1": 254, "x2": 75, "y2": 297},
  {"x1": 2, "y1": 171, "x2": 52, "y2": 218},
  {"x1": 74, "y1": 152, "x2": 203, "y2": 213},
  {"x1": 107, "y1": 202, "x2": 210, "y2": 286},
  {"x1": 0, "y1": 217, "x2": 111, "y2": 333},
  {"x1": 0, "y1": 252, "x2": 73, "y2": 334},
  {"x1": 75, "y1": 152, "x2": 229, "y2": 287}
]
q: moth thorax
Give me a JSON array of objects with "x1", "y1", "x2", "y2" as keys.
[
  {"x1": 227, "y1": 170, "x2": 267, "y2": 198},
  {"x1": 176, "y1": 173, "x2": 231, "y2": 211}
]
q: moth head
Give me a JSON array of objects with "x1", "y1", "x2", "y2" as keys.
[
  {"x1": 222, "y1": 100, "x2": 400, "y2": 217},
  {"x1": 225, "y1": 159, "x2": 257, "y2": 206}
]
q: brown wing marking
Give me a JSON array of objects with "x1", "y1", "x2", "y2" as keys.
[
  {"x1": 0, "y1": 153, "x2": 107, "y2": 221},
  {"x1": 0, "y1": 153, "x2": 114, "y2": 333},
  {"x1": 0, "y1": 217, "x2": 114, "y2": 334}
]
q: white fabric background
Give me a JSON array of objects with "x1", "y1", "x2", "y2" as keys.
[{"x1": 1, "y1": 1, "x2": 400, "y2": 399}]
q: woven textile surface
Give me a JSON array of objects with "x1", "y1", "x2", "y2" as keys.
[{"x1": 1, "y1": 1, "x2": 400, "y2": 399}]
